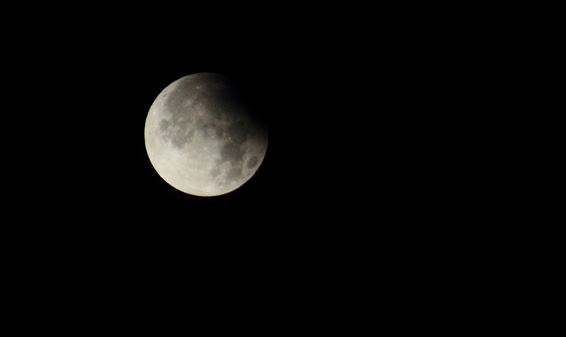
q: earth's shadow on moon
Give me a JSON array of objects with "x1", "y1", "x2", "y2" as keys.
[{"x1": 145, "y1": 71, "x2": 271, "y2": 197}]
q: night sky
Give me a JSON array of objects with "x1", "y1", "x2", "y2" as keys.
[{"x1": 2, "y1": 5, "x2": 513, "y2": 330}]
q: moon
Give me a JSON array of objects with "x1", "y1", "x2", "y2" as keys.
[{"x1": 144, "y1": 73, "x2": 268, "y2": 196}]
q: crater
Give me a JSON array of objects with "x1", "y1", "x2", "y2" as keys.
[
  {"x1": 219, "y1": 142, "x2": 244, "y2": 165},
  {"x1": 225, "y1": 167, "x2": 243, "y2": 181},
  {"x1": 247, "y1": 156, "x2": 259, "y2": 169},
  {"x1": 227, "y1": 120, "x2": 248, "y2": 144}
]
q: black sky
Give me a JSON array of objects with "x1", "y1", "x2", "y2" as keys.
[
  {"x1": 3, "y1": 7, "x2": 498, "y2": 257},
  {"x1": 2, "y1": 5, "x2": 521, "y2": 329}
]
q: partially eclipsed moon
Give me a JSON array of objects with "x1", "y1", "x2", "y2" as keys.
[{"x1": 144, "y1": 73, "x2": 268, "y2": 196}]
